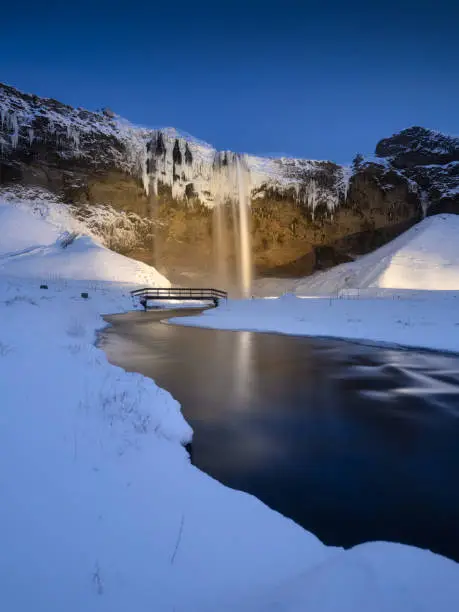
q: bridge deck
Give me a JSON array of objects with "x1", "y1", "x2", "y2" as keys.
[{"x1": 131, "y1": 287, "x2": 227, "y2": 308}]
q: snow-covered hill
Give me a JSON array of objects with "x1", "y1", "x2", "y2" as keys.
[
  {"x1": 0, "y1": 197, "x2": 168, "y2": 286},
  {"x1": 294, "y1": 214, "x2": 459, "y2": 295}
]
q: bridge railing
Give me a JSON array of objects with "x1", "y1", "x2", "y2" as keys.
[{"x1": 130, "y1": 287, "x2": 228, "y2": 302}]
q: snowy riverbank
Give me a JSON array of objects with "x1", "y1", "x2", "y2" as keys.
[
  {"x1": 173, "y1": 290, "x2": 459, "y2": 354},
  {"x1": 1, "y1": 198, "x2": 459, "y2": 611},
  {"x1": 0, "y1": 277, "x2": 336, "y2": 611}
]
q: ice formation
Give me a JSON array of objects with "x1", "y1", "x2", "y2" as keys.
[{"x1": 0, "y1": 84, "x2": 348, "y2": 214}]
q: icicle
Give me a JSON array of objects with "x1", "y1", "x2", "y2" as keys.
[
  {"x1": 341, "y1": 165, "x2": 352, "y2": 203},
  {"x1": 8, "y1": 112, "x2": 19, "y2": 148},
  {"x1": 65, "y1": 125, "x2": 81, "y2": 156},
  {"x1": 28, "y1": 128, "x2": 34, "y2": 145},
  {"x1": 294, "y1": 183, "x2": 300, "y2": 204},
  {"x1": 420, "y1": 191, "x2": 429, "y2": 218},
  {"x1": 142, "y1": 157, "x2": 150, "y2": 196},
  {"x1": 307, "y1": 179, "x2": 319, "y2": 219}
]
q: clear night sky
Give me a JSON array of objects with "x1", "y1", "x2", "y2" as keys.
[{"x1": 1, "y1": 0, "x2": 458, "y2": 163}]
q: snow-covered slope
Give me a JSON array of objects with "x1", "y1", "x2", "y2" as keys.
[
  {"x1": 0, "y1": 198, "x2": 168, "y2": 286},
  {"x1": 0, "y1": 201, "x2": 59, "y2": 255},
  {"x1": 294, "y1": 214, "x2": 459, "y2": 295}
]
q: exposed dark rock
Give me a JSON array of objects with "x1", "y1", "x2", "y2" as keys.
[
  {"x1": 172, "y1": 140, "x2": 182, "y2": 165},
  {"x1": 184, "y1": 143, "x2": 193, "y2": 165},
  {"x1": 154, "y1": 133, "x2": 166, "y2": 157},
  {"x1": 376, "y1": 127, "x2": 459, "y2": 214},
  {"x1": 376, "y1": 126, "x2": 459, "y2": 167}
]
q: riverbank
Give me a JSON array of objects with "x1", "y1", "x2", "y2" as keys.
[
  {"x1": 171, "y1": 290, "x2": 459, "y2": 354},
  {"x1": 0, "y1": 278, "x2": 334, "y2": 611}
]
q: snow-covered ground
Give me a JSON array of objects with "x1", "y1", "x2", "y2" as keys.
[
  {"x1": 187, "y1": 215, "x2": 459, "y2": 354},
  {"x1": 295, "y1": 214, "x2": 459, "y2": 295},
  {"x1": 176, "y1": 290, "x2": 459, "y2": 353},
  {"x1": 1, "y1": 197, "x2": 459, "y2": 611},
  {"x1": 0, "y1": 200, "x2": 168, "y2": 286}
]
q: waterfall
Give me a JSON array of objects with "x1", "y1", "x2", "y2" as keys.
[
  {"x1": 236, "y1": 156, "x2": 252, "y2": 299},
  {"x1": 211, "y1": 153, "x2": 253, "y2": 298},
  {"x1": 143, "y1": 132, "x2": 253, "y2": 297}
]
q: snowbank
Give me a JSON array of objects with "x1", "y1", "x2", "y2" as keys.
[
  {"x1": 0, "y1": 199, "x2": 169, "y2": 286},
  {"x1": 172, "y1": 291, "x2": 459, "y2": 353},
  {"x1": 238, "y1": 542, "x2": 459, "y2": 612},
  {"x1": 254, "y1": 215, "x2": 459, "y2": 298},
  {"x1": 1, "y1": 199, "x2": 459, "y2": 611},
  {"x1": 295, "y1": 214, "x2": 459, "y2": 295}
]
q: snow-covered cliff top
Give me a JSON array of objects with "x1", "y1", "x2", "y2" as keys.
[
  {"x1": 1, "y1": 82, "x2": 458, "y2": 213},
  {"x1": 0, "y1": 82, "x2": 350, "y2": 211}
]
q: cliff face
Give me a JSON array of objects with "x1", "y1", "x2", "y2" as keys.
[
  {"x1": 1, "y1": 82, "x2": 444, "y2": 285},
  {"x1": 375, "y1": 126, "x2": 459, "y2": 216}
]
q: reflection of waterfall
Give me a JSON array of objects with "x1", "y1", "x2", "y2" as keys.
[
  {"x1": 211, "y1": 153, "x2": 253, "y2": 298},
  {"x1": 234, "y1": 331, "x2": 252, "y2": 405}
]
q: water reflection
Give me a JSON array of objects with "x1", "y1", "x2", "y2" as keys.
[
  {"x1": 234, "y1": 331, "x2": 252, "y2": 406},
  {"x1": 100, "y1": 310, "x2": 459, "y2": 562}
]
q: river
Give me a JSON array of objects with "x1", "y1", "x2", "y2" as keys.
[{"x1": 99, "y1": 308, "x2": 459, "y2": 561}]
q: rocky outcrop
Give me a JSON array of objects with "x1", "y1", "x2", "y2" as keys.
[
  {"x1": 0, "y1": 82, "x2": 435, "y2": 284},
  {"x1": 376, "y1": 127, "x2": 459, "y2": 215}
]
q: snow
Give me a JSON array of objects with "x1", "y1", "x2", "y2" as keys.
[
  {"x1": 1, "y1": 184, "x2": 162, "y2": 257},
  {"x1": 294, "y1": 214, "x2": 459, "y2": 294},
  {"x1": 237, "y1": 542, "x2": 459, "y2": 612},
  {"x1": 0, "y1": 199, "x2": 168, "y2": 286},
  {"x1": 0, "y1": 203, "x2": 59, "y2": 255},
  {"x1": 1, "y1": 195, "x2": 459, "y2": 611},
  {"x1": 172, "y1": 291, "x2": 459, "y2": 352},
  {"x1": 173, "y1": 291, "x2": 459, "y2": 353},
  {"x1": 177, "y1": 215, "x2": 459, "y2": 353}
]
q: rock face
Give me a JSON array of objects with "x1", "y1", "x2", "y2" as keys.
[
  {"x1": 2, "y1": 82, "x2": 452, "y2": 286},
  {"x1": 376, "y1": 127, "x2": 459, "y2": 215}
]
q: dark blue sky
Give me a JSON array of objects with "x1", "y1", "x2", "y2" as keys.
[{"x1": 1, "y1": 0, "x2": 458, "y2": 163}]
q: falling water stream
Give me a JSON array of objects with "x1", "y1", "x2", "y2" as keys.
[
  {"x1": 211, "y1": 153, "x2": 253, "y2": 297},
  {"x1": 236, "y1": 156, "x2": 253, "y2": 298}
]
